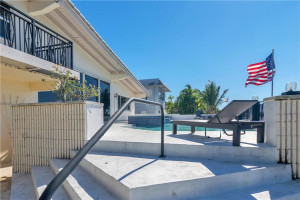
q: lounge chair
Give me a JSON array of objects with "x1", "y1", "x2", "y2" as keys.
[{"x1": 172, "y1": 100, "x2": 264, "y2": 146}]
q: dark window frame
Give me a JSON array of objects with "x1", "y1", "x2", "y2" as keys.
[
  {"x1": 100, "y1": 80, "x2": 111, "y2": 117},
  {"x1": 85, "y1": 74, "x2": 99, "y2": 102}
]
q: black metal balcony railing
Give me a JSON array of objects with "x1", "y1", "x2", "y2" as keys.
[{"x1": 0, "y1": 1, "x2": 73, "y2": 69}]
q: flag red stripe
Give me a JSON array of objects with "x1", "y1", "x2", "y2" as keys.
[
  {"x1": 247, "y1": 65, "x2": 267, "y2": 72},
  {"x1": 247, "y1": 61, "x2": 266, "y2": 68},
  {"x1": 247, "y1": 63, "x2": 267, "y2": 70},
  {"x1": 248, "y1": 68, "x2": 268, "y2": 74}
]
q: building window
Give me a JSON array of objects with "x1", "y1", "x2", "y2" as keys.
[
  {"x1": 0, "y1": 3, "x2": 10, "y2": 39},
  {"x1": 38, "y1": 91, "x2": 56, "y2": 102},
  {"x1": 159, "y1": 91, "x2": 165, "y2": 101},
  {"x1": 38, "y1": 72, "x2": 83, "y2": 103},
  {"x1": 100, "y1": 80, "x2": 110, "y2": 117},
  {"x1": 118, "y1": 95, "x2": 130, "y2": 110},
  {"x1": 85, "y1": 74, "x2": 99, "y2": 102}
]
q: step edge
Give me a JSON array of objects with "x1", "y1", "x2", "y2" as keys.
[
  {"x1": 50, "y1": 159, "x2": 92, "y2": 200},
  {"x1": 71, "y1": 151, "x2": 131, "y2": 200},
  {"x1": 130, "y1": 164, "x2": 292, "y2": 200},
  {"x1": 79, "y1": 151, "x2": 292, "y2": 200},
  {"x1": 91, "y1": 140, "x2": 277, "y2": 163}
]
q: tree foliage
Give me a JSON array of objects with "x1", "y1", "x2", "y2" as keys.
[
  {"x1": 165, "y1": 81, "x2": 228, "y2": 114},
  {"x1": 42, "y1": 65, "x2": 100, "y2": 102},
  {"x1": 200, "y1": 80, "x2": 228, "y2": 114},
  {"x1": 175, "y1": 84, "x2": 199, "y2": 114},
  {"x1": 165, "y1": 95, "x2": 176, "y2": 114}
]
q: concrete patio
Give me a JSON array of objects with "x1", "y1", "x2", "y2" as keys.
[
  {"x1": 102, "y1": 122, "x2": 270, "y2": 147},
  {"x1": 90, "y1": 123, "x2": 277, "y2": 163},
  {"x1": 10, "y1": 122, "x2": 300, "y2": 199}
]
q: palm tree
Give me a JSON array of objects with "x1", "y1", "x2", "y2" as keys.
[
  {"x1": 165, "y1": 95, "x2": 175, "y2": 114},
  {"x1": 176, "y1": 84, "x2": 200, "y2": 114},
  {"x1": 200, "y1": 81, "x2": 228, "y2": 114}
]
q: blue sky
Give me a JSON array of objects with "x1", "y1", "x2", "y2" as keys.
[{"x1": 73, "y1": 1, "x2": 300, "y2": 104}]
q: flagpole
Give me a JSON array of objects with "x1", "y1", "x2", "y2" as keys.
[{"x1": 271, "y1": 49, "x2": 275, "y2": 96}]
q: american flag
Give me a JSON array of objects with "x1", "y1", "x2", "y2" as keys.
[{"x1": 245, "y1": 53, "x2": 275, "y2": 87}]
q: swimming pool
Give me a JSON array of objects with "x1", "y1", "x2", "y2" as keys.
[{"x1": 129, "y1": 123, "x2": 220, "y2": 131}]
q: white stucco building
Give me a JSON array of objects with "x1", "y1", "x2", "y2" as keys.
[
  {"x1": 0, "y1": 0, "x2": 149, "y2": 164},
  {"x1": 135, "y1": 78, "x2": 171, "y2": 114}
]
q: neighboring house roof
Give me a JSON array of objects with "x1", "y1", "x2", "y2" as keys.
[{"x1": 139, "y1": 79, "x2": 171, "y2": 92}]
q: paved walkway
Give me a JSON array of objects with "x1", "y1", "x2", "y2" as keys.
[{"x1": 0, "y1": 162, "x2": 12, "y2": 200}]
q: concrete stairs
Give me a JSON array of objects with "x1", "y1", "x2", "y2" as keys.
[
  {"x1": 31, "y1": 166, "x2": 70, "y2": 200},
  {"x1": 27, "y1": 150, "x2": 297, "y2": 200}
]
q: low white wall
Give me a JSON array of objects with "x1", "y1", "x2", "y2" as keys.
[
  {"x1": 169, "y1": 114, "x2": 196, "y2": 120},
  {"x1": 264, "y1": 100, "x2": 277, "y2": 146},
  {"x1": 117, "y1": 110, "x2": 131, "y2": 121},
  {"x1": 11, "y1": 101, "x2": 103, "y2": 173},
  {"x1": 86, "y1": 102, "x2": 104, "y2": 139},
  {"x1": 264, "y1": 95, "x2": 300, "y2": 179}
]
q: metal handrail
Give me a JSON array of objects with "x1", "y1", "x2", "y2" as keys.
[
  {"x1": 39, "y1": 98, "x2": 165, "y2": 200},
  {"x1": 0, "y1": 1, "x2": 71, "y2": 42}
]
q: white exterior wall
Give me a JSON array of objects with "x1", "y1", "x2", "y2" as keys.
[
  {"x1": 111, "y1": 81, "x2": 135, "y2": 121},
  {"x1": 264, "y1": 95, "x2": 300, "y2": 179},
  {"x1": 1, "y1": 1, "x2": 145, "y2": 164},
  {"x1": 135, "y1": 86, "x2": 166, "y2": 114},
  {"x1": 29, "y1": 7, "x2": 135, "y2": 119},
  {"x1": 0, "y1": 76, "x2": 38, "y2": 163}
]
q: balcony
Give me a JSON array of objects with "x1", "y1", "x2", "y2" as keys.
[{"x1": 0, "y1": 1, "x2": 73, "y2": 69}]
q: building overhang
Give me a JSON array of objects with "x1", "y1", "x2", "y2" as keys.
[
  {"x1": 0, "y1": 44, "x2": 80, "y2": 89},
  {"x1": 140, "y1": 78, "x2": 171, "y2": 93},
  {"x1": 28, "y1": 1, "x2": 60, "y2": 16},
  {"x1": 159, "y1": 84, "x2": 171, "y2": 93},
  {"x1": 32, "y1": 0, "x2": 150, "y2": 98}
]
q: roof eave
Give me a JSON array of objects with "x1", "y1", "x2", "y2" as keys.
[{"x1": 61, "y1": 0, "x2": 149, "y2": 97}]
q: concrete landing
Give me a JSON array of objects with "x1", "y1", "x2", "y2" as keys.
[
  {"x1": 77, "y1": 151, "x2": 291, "y2": 200},
  {"x1": 204, "y1": 180, "x2": 300, "y2": 200},
  {"x1": 90, "y1": 123, "x2": 277, "y2": 163},
  {"x1": 102, "y1": 123, "x2": 269, "y2": 147},
  {"x1": 10, "y1": 173, "x2": 35, "y2": 200}
]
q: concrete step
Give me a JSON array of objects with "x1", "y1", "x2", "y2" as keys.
[
  {"x1": 50, "y1": 158, "x2": 116, "y2": 200},
  {"x1": 204, "y1": 180, "x2": 300, "y2": 200},
  {"x1": 74, "y1": 151, "x2": 292, "y2": 200},
  {"x1": 90, "y1": 140, "x2": 277, "y2": 163},
  {"x1": 10, "y1": 173, "x2": 36, "y2": 200},
  {"x1": 31, "y1": 166, "x2": 70, "y2": 200}
]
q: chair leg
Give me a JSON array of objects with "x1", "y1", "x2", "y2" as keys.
[
  {"x1": 232, "y1": 126, "x2": 241, "y2": 146},
  {"x1": 172, "y1": 124, "x2": 177, "y2": 135},
  {"x1": 191, "y1": 126, "x2": 195, "y2": 134}
]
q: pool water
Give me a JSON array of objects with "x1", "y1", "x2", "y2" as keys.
[{"x1": 129, "y1": 123, "x2": 220, "y2": 132}]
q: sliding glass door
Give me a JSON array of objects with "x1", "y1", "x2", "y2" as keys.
[{"x1": 100, "y1": 80, "x2": 110, "y2": 119}]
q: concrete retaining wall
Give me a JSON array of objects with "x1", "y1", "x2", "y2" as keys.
[
  {"x1": 11, "y1": 101, "x2": 103, "y2": 173},
  {"x1": 128, "y1": 115, "x2": 171, "y2": 127},
  {"x1": 264, "y1": 95, "x2": 300, "y2": 179},
  {"x1": 169, "y1": 114, "x2": 196, "y2": 120}
]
